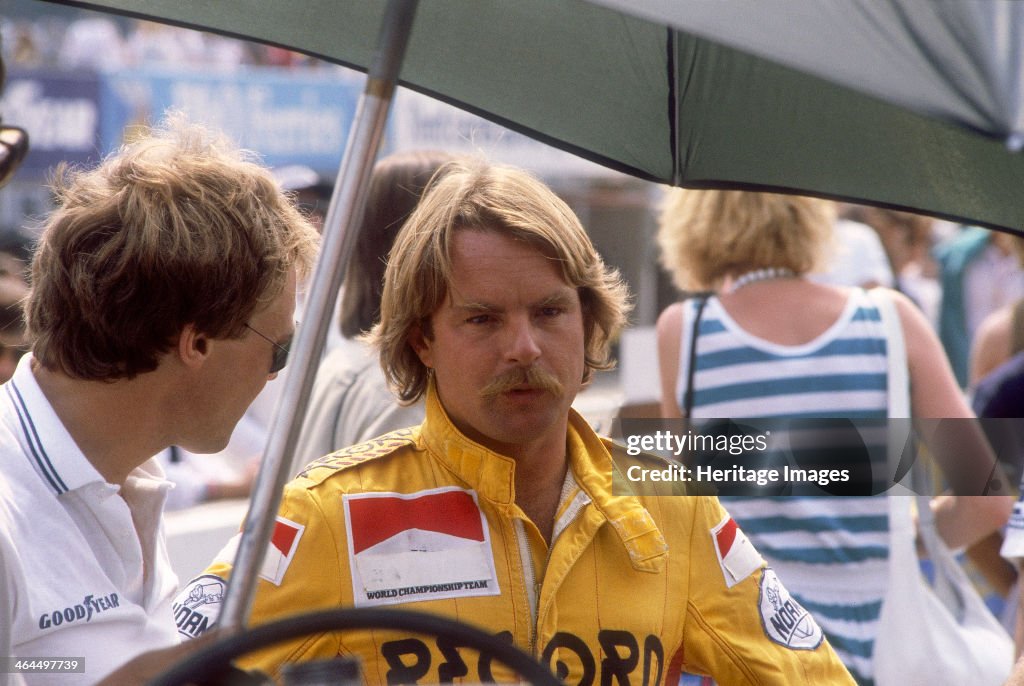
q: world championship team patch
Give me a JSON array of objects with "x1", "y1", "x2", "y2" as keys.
[
  {"x1": 344, "y1": 487, "x2": 501, "y2": 607},
  {"x1": 710, "y1": 515, "x2": 763, "y2": 588},
  {"x1": 758, "y1": 568, "x2": 823, "y2": 650}
]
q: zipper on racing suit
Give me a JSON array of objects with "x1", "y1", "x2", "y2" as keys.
[
  {"x1": 514, "y1": 484, "x2": 591, "y2": 655},
  {"x1": 514, "y1": 518, "x2": 540, "y2": 653}
]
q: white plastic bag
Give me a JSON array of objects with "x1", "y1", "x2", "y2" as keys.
[{"x1": 874, "y1": 495, "x2": 1013, "y2": 686}]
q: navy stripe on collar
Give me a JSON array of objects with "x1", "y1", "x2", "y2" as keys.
[{"x1": 7, "y1": 382, "x2": 67, "y2": 495}]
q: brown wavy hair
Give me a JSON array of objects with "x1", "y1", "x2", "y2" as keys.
[
  {"x1": 339, "y1": 150, "x2": 454, "y2": 338},
  {"x1": 27, "y1": 115, "x2": 319, "y2": 380},
  {"x1": 369, "y1": 158, "x2": 631, "y2": 403}
]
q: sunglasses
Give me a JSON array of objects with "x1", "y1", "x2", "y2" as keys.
[
  {"x1": 0, "y1": 122, "x2": 29, "y2": 189},
  {"x1": 0, "y1": 341, "x2": 27, "y2": 363},
  {"x1": 244, "y1": 322, "x2": 292, "y2": 374}
]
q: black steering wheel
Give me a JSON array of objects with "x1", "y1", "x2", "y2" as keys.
[{"x1": 148, "y1": 607, "x2": 563, "y2": 685}]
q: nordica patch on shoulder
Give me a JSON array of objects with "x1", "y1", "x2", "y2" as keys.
[
  {"x1": 759, "y1": 568, "x2": 823, "y2": 650},
  {"x1": 173, "y1": 574, "x2": 225, "y2": 639},
  {"x1": 296, "y1": 428, "x2": 416, "y2": 480},
  {"x1": 711, "y1": 515, "x2": 763, "y2": 588}
]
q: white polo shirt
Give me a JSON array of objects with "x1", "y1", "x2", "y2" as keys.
[{"x1": 0, "y1": 356, "x2": 180, "y2": 685}]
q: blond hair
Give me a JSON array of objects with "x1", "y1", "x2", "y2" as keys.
[
  {"x1": 370, "y1": 159, "x2": 631, "y2": 403},
  {"x1": 27, "y1": 115, "x2": 319, "y2": 380},
  {"x1": 657, "y1": 189, "x2": 834, "y2": 291}
]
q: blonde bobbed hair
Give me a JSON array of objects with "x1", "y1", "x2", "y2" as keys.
[{"x1": 657, "y1": 188, "x2": 835, "y2": 292}]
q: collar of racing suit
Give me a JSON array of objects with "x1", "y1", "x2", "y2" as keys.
[{"x1": 417, "y1": 380, "x2": 669, "y2": 573}]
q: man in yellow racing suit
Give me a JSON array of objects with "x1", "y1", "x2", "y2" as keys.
[{"x1": 176, "y1": 159, "x2": 854, "y2": 685}]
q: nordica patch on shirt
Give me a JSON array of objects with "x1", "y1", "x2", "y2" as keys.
[
  {"x1": 710, "y1": 515, "x2": 763, "y2": 588},
  {"x1": 344, "y1": 487, "x2": 501, "y2": 607},
  {"x1": 758, "y1": 568, "x2": 823, "y2": 650},
  {"x1": 173, "y1": 575, "x2": 225, "y2": 639}
]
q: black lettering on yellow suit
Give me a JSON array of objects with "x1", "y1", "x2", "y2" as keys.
[
  {"x1": 382, "y1": 638, "x2": 431, "y2": 684},
  {"x1": 541, "y1": 632, "x2": 596, "y2": 686},
  {"x1": 436, "y1": 636, "x2": 470, "y2": 682},
  {"x1": 379, "y1": 630, "x2": 665, "y2": 685},
  {"x1": 477, "y1": 630, "x2": 514, "y2": 683},
  {"x1": 642, "y1": 634, "x2": 664, "y2": 686},
  {"x1": 598, "y1": 630, "x2": 639, "y2": 686}
]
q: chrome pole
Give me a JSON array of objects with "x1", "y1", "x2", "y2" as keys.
[{"x1": 219, "y1": 0, "x2": 420, "y2": 631}]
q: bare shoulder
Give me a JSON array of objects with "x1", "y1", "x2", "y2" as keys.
[
  {"x1": 884, "y1": 288, "x2": 932, "y2": 336},
  {"x1": 970, "y1": 305, "x2": 1014, "y2": 383},
  {"x1": 656, "y1": 301, "x2": 685, "y2": 340},
  {"x1": 974, "y1": 305, "x2": 1013, "y2": 349}
]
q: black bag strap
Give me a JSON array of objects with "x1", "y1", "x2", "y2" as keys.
[
  {"x1": 682, "y1": 295, "x2": 710, "y2": 418},
  {"x1": 1011, "y1": 297, "x2": 1024, "y2": 355}
]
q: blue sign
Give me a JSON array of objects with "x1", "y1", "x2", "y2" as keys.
[
  {"x1": 99, "y1": 67, "x2": 361, "y2": 176},
  {"x1": 1, "y1": 70, "x2": 103, "y2": 173}
]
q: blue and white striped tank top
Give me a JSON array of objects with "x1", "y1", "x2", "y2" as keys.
[{"x1": 676, "y1": 288, "x2": 890, "y2": 686}]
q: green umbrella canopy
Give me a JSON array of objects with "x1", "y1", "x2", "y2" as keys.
[{"x1": 45, "y1": 0, "x2": 1024, "y2": 232}]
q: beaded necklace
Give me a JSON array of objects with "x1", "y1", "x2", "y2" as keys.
[{"x1": 729, "y1": 267, "x2": 796, "y2": 292}]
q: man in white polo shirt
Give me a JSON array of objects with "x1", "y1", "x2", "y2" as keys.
[{"x1": 0, "y1": 113, "x2": 318, "y2": 684}]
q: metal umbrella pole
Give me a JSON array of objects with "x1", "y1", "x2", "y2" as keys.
[{"x1": 218, "y1": 0, "x2": 420, "y2": 632}]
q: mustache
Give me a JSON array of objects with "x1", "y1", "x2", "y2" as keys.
[{"x1": 480, "y1": 366, "x2": 564, "y2": 399}]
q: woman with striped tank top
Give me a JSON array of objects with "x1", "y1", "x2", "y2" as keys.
[{"x1": 654, "y1": 190, "x2": 1012, "y2": 685}]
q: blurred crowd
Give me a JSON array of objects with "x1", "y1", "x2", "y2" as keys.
[{"x1": 2, "y1": 14, "x2": 332, "y2": 72}]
